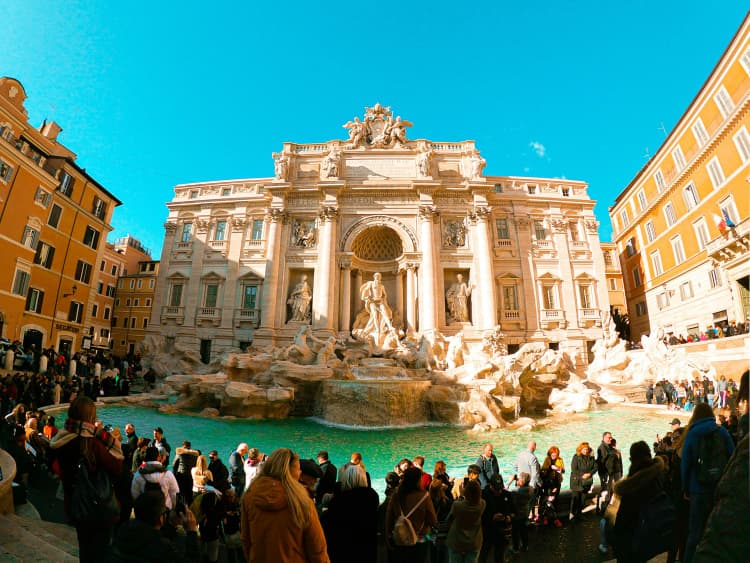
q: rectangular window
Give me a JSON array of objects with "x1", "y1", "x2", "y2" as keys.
[
  {"x1": 48, "y1": 204, "x2": 62, "y2": 228},
  {"x1": 190, "y1": 190, "x2": 198, "y2": 199},
  {"x1": 137, "y1": 280, "x2": 142, "y2": 289},
  {"x1": 625, "y1": 237, "x2": 636, "y2": 257},
  {"x1": 181, "y1": 223, "x2": 192, "y2": 242},
  {"x1": 91, "y1": 304, "x2": 98, "y2": 318},
  {"x1": 650, "y1": 251, "x2": 663, "y2": 276},
  {"x1": 683, "y1": 183, "x2": 700, "y2": 210},
  {"x1": 21, "y1": 226, "x2": 40, "y2": 249},
  {"x1": 527, "y1": 184, "x2": 537, "y2": 194},
  {"x1": 709, "y1": 268, "x2": 722, "y2": 288},
  {"x1": 33, "y1": 241, "x2": 55, "y2": 268},
  {"x1": 83, "y1": 226, "x2": 100, "y2": 249},
  {"x1": 243, "y1": 285, "x2": 258, "y2": 309},
  {"x1": 100, "y1": 328, "x2": 110, "y2": 338},
  {"x1": 608, "y1": 278, "x2": 617, "y2": 290},
  {"x1": 672, "y1": 146, "x2": 686, "y2": 171},
  {"x1": 97, "y1": 282, "x2": 103, "y2": 294},
  {"x1": 534, "y1": 220, "x2": 547, "y2": 240},
  {"x1": 134, "y1": 298, "x2": 140, "y2": 306},
  {"x1": 741, "y1": 46, "x2": 750, "y2": 75},
  {"x1": 496, "y1": 218, "x2": 509, "y2": 239},
  {"x1": 111, "y1": 264, "x2": 118, "y2": 276},
  {"x1": 693, "y1": 218, "x2": 710, "y2": 249},
  {"x1": 222, "y1": 188, "x2": 231, "y2": 196},
  {"x1": 58, "y1": 172, "x2": 74, "y2": 197},
  {"x1": 543, "y1": 285, "x2": 558, "y2": 309},
  {"x1": 214, "y1": 220, "x2": 227, "y2": 241},
  {"x1": 654, "y1": 170, "x2": 666, "y2": 192},
  {"x1": 633, "y1": 267, "x2": 642, "y2": 288},
  {"x1": 645, "y1": 221, "x2": 656, "y2": 242},
  {"x1": 125, "y1": 298, "x2": 131, "y2": 306},
  {"x1": 637, "y1": 190, "x2": 647, "y2": 211},
  {"x1": 74, "y1": 260, "x2": 92, "y2": 284},
  {"x1": 103, "y1": 307, "x2": 110, "y2": 320},
  {"x1": 149, "y1": 279, "x2": 154, "y2": 289},
  {"x1": 719, "y1": 197, "x2": 739, "y2": 225},
  {"x1": 656, "y1": 292, "x2": 667, "y2": 310},
  {"x1": 142, "y1": 317, "x2": 149, "y2": 329},
  {"x1": 0, "y1": 159, "x2": 14, "y2": 182},
  {"x1": 251, "y1": 219, "x2": 264, "y2": 240},
  {"x1": 494, "y1": 183, "x2": 503, "y2": 193},
  {"x1": 733, "y1": 127, "x2": 750, "y2": 163},
  {"x1": 130, "y1": 317, "x2": 137, "y2": 328},
  {"x1": 692, "y1": 119, "x2": 709, "y2": 147},
  {"x1": 106, "y1": 285, "x2": 115, "y2": 297},
  {"x1": 680, "y1": 281, "x2": 694, "y2": 300},
  {"x1": 569, "y1": 222, "x2": 580, "y2": 241},
  {"x1": 118, "y1": 279, "x2": 123, "y2": 288},
  {"x1": 635, "y1": 302, "x2": 646, "y2": 316},
  {"x1": 620, "y1": 209, "x2": 630, "y2": 228},
  {"x1": 664, "y1": 202, "x2": 677, "y2": 227},
  {"x1": 68, "y1": 301, "x2": 83, "y2": 323},
  {"x1": 129, "y1": 279, "x2": 135, "y2": 289},
  {"x1": 170, "y1": 283, "x2": 183, "y2": 307},
  {"x1": 145, "y1": 298, "x2": 151, "y2": 306},
  {"x1": 100, "y1": 260, "x2": 105, "y2": 271},
  {"x1": 714, "y1": 86, "x2": 734, "y2": 118},
  {"x1": 578, "y1": 285, "x2": 592, "y2": 308},
  {"x1": 503, "y1": 285, "x2": 518, "y2": 310},
  {"x1": 92, "y1": 197, "x2": 107, "y2": 219},
  {"x1": 204, "y1": 284, "x2": 219, "y2": 307},
  {"x1": 671, "y1": 235, "x2": 686, "y2": 264},
  {"x1": 25, "y1": 287, "x2": 44, "y2": 313},
  {"x1": 706, "y1": 157, "x2": 725, "y2": 188},
  {"x1": 34, "y1": 187, "x2": 52, "y2": 207}
]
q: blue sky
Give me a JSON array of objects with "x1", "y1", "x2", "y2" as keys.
[{"x1": 2, "y1": 2, "x2": 748, "y2": 254}]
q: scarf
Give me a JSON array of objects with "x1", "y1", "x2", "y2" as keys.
[{"x1": 49, "y1": 417, "x2": 124, "y2": 460}]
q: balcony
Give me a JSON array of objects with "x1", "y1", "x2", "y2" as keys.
[
  {"x1": 579, "y1": 308, "x2": 600, "y2": 319},
  {"x1": 495, "y1": 239, "x2": 512, "y2": 248},
  {"x1": 534, "y1": 239, "x2": 553, "y2": 249},
  {"x1": 208, "y1": 240, "x2": 226, "y2": 250},
  {"x1": 161, "y1": 306, "x2": 184, "y2": 325},
  {"x1": 542, "y1": 309, "x2": 563, "y2": 319},
  {"x1": 174, "y1": 241, "x2": 192, "y2": 250},
  {"x1": 234, "y1": 308, "x2": 260, "y2": 327},
  {"x1": 706, "y1": 217, "x2": 750, "y2": 266},
  {"x1": 196, "y1": 306, "x2": 221, "y2": 326},
  {"x1": 502, "y1": 310, "x2": 521, "y2": 320}
]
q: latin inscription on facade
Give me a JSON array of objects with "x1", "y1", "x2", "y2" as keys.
[{"x1": 345, "y1": 158, "x2": 416, "y2": 179}]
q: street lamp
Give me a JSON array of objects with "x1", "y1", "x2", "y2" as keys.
[{"x1": 63, "y1": 284, "x2": 78, "y2": 298}]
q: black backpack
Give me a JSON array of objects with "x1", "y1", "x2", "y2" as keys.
[
  {"x1": 696, "y1": 428, "x2": 730, "y2": 486},
  {"x1": 70, "y1": 458, "x2": 119, "y2": 524},
  {"x1": 631, "y1": 488, "x2": 676, "y2": 560}
]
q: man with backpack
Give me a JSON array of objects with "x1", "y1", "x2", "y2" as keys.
[
  {"x1": 131, "y1": 446, "x2": 180, "y2": 511},
  {"x1": 680, "y1": 402, "x2": 735, "y2": 563}
]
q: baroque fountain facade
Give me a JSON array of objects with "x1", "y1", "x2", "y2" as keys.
[{"x1": 139, "y1": 104, "x2": 709, "y2": 428}]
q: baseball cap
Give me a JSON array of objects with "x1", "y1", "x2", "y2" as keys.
[{"x1": 671, "y1": 418, "x2": 681, "y2": 426}]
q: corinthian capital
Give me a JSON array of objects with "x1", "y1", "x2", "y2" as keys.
[
  {"x1": 163, "y1": 222, "x2": 177, "y2": 234},
  {"x1": 418, "y1": 205, "x2": 439, "y2": 222},
  {"x1": 319, "y1": 206, "x2": 339, "y2": 222}
]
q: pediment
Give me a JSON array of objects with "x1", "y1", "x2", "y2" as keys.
[{"x1": 201, "y1": 270, "x2": 226, "y2": 281}]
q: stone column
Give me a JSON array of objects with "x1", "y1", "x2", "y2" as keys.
[
  {"x1": 222, "y1": 217, "x2": 246, "y2": 329},
  {"x1": 396, "y1": 269, "x2": 404, "y2": 330},
  {"x1": 184, "y1": 217, "x2": 211, "y2": 327},
  {"x1": 313, "y1": 206, "x2": 338, "y2": 330},
  {"x1": 150, "y1": 222, "x2": 178, "y2": 327},
  {"x1": 406, "y1": 264, "x2": 417, "y2": 335},
  {"x1": 339, "y1": 258, "x2": 352, "y2": 333},
  {"x1": 259, "y1": 209, "x2": 285, "y2": 329},
  {"x1": 418, "y1": 206, "x2": 438, "y2": 332},
  {"x1": 472, "y1": 206, "x2": 497, "y2": 329},
  {"x1": 552, "y1": 217, "x2": 576, "y2": 327}
]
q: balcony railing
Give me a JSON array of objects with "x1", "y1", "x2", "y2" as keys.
[
  {"x1": 244, "y1": 239, "x2": 264, "y2": 249},
  {"x1": 533, "y1": 239, "x2": 553, "y2": 249},
  {"x1": 579, "y1": 308, "x2": 600, "y2": 319},
  {"x1": 208, "y1": 240, "x2": 226, "y2": 249},
  {"x1": 502, "y1": 310, "x2": 521, "y2": 320},
  {"x1": 174, "y1": 241, "x2": 192, "y2": 250},
  {"x1": 234, "y1": 308, "x2": 260, "y2": 326},
  {"x1": 495, "y1": 239, "x2": 512, "y2": 247},
  {"x1": 161, "y1": 306, "x2": 184, "y2": 324},
  {"x1": 569, "y1": 240, "x2": 588, "y2": 249},
  {"x1": 542, "y1": 309, "x2": 563, "y2": 319},
  {"x1": 197, "y1": 307, "x2": 221, "y2": 318}
]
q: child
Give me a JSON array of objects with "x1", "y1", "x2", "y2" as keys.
[{"x1": 510, "y1": 472, "x2": 531, "y2": 553}]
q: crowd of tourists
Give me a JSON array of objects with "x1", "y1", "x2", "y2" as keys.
[
  {"x1": 0, "y1": 370, "x2": 747, "y2": 563},
  {"x1": 645, "y1": 375, "x2": 741, "y2": 412}
]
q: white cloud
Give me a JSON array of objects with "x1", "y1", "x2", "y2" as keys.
[{"x1": 529, "y1": 141, "x2": 546, "y2": 158}]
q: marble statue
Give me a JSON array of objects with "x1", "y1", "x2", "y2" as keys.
[
  {"x1": 468, "y1": 152, "x2": 486, "y2": 179},
  {"x1": 285, "y1": 324, "x2": 325, "y2": 365},
  {"x1": 356, "y1": 272, "x2": 393, "y2": 346},
  {"x1": 316, "y1": 336, "x2": 339, "y2": 365},
  {"x1": 416, "y1": 148, "x2": 432, "y2": 178},
  {"x1": 321, "y1": 147, "x2": 340, "y2": 179},
  {"x1": 273, "y1": 152, "x2": 289, "y2": 180},
  {"x1": 444, "y1": 220, "x2": 466, "y2": 247},
  {"x1": 446, "y1": 274, "x2": 472, "y2": 323},
  {"x1": 343, "y1": 117, "x2": 367, "y2": 148},
  {"x1": 292, "y1": 220, "x2": 317, "y2": 248},
  {"x1": 384, "y1": 115, "x2": 409, "y2": 145},
  {"x1": 343, "y1": 104, "x2": 413, "y2": 148},
  {"x1": 446, "y1": 331, "x2": 466, "y2": 369},
  {"x1": 287, "y1": 275, "x2": 313, "y2": 322}
]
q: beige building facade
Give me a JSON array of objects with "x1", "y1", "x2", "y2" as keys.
[{"x1": 151, "y1": 105, "x2": 612, "y2": 368}]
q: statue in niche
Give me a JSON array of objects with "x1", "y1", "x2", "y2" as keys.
[
  {"x1": 353, "y1": 272, "x2": 394, "y2": 347},
  {"x1": 446, "y1": 274, "x2": 473, "y2": 323},
  {"x1": 444, "y1": 220, "x2": 466, "y2": 247},
  {"x1": 292, "y1": 220, "x2": 317, "y2": 248},
  {"x1": 321, "y1": 147, "x2": 340, "y2": 179},
  {"x1": 273, "y1": 152, "x2": 289, "y2": 180},
  {"x1": 468, "y1": 151, "x2": 486, "y2": 179},
  {"x1": 416, "y1": 147, "x2": 432, "y2": 178},
  {"x1": 287, "y1": 274, "x2": 313, "y2": 322}
]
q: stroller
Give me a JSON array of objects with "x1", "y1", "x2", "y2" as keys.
[{"x1": 538, "y1": 470, "x2": 563, "y2": 527}]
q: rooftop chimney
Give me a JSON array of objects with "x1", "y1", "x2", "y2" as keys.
[{"x1": 40, "y1": 120, "x2": 63, "y2": 142}]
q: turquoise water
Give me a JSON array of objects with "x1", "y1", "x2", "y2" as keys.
[{"x1": 96, "y1": 404, "x2": 671, "y2": 498}]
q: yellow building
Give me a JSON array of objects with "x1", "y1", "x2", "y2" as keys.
[
  {"x1": 111, "y1": 258, "x2": 159, "y2": 356},
  {"x1": 610, "y1": 16, "x2": 750, "y2": 341},
  {"x1": 0, "y1": 77, "x2": 121, "y2": 356},
  {"x1": 600, "y1": 242, "x2": 627, "y2": 317}
]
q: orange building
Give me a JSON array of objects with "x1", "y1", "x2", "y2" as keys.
[
  {"x1": 0, "y1": 77, "x2": 121, "y2": 356},
  {"x1": 600, "y1": 242, "x2": 627, "y2": 318},
  {"x1": 111, "y1": 259, "x2": 159, "y2": 356},
  {"x1": 610, "y1": 16, "x2": 750, "y2": 341}
]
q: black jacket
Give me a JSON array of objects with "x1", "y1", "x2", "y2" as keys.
[
  {"x1": 108, "y1": 519, "x2": 199, "y2": 562},
  {"x1": 208, "y1": 458, "x2": 229, "y2": 491}
]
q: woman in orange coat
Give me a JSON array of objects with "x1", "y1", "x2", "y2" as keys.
[{"x1": 241, "y1": 447, "x2": 329, "y2": 563}]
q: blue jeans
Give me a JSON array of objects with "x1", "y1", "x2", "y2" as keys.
[
  {"x1": 449, "y1": 548, "x2": 479, "y2": 563},
  {"x1": 685, "y1": 491, "x2": 713, "y2": 563}
]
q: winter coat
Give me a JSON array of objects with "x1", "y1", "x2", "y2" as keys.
[
  {"x1": 681, "y1": 417, "x2": 735, "y2": 495},
  {"x1": 172, "y1": 447, "x2": 199, "y2": 476},
  {"x1": 474, "y1": 454, "x2": 500, "y2": 489},
  {"x1": 131, "y1": 462, "x2": 180, "y2": 510},
  {"x1": 447, "y1": 498, "x2": 486, "y2": 553},
  {"x1": 321, "y1": 486, "x2": 379, "y2": 563},
  {"x1": 693, "y1": 435, "x2": 749, "y2": 562},
  {"x1": 108, "y1": 518, "x2": 199, "y2": 562},
  {"x1": 241, "y1": 475, "x2": 329, "y2": 563},
  {"x1": 569, "y1": 453, "x2": 597, "y2": 492},
  {"x1": 610, "y1": 457, "x2": 667, "y2": 561},
  {"x1": 208, "y1": 458, "x2": 230, "y2": 491}
]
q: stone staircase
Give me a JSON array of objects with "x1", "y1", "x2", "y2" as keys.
[{"x1": 0, "y1": 512, "x2": 78, "y2": 561}]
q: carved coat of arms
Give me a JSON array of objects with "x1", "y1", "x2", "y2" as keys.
[{"x1": 343, "y1": 103, "x2": 413, "y2": 149}]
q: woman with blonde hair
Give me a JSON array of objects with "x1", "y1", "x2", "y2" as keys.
[
  {"x1": 241, "y1": 447, "x2": 328, "y2": 562},
  {"x1": 192, "y1": 454, "x2": 213, "y2": 495},
  {"x1": 569, "y1": 441, "x2": 596, "y2": 521}
]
